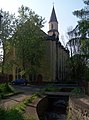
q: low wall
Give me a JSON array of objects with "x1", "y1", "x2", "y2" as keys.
[
  {"x1": 68, "y1": 96, "x2": 89, "y2": 120},
  {"x1": 85, "y1": 82, "x2": 89, "y2": 95},
  {"x1": 25, "y1": 96, "x2": 48, "y2": 120},
  {"x1": 37, "y1": 96, "x2": 48, "y2": 120}
]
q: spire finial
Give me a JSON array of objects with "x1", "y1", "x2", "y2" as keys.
[{"x1": 53, "y1": 2, "x2": 54, "y2": 6}]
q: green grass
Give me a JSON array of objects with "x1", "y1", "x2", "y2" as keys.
[
  {"x1": 0, "y1": 108, "x2": 24, "y2": 120},
  {"x1": 0, "y1": 93, "x2": 40, "y2": 120},
  {"x1": 41, "y1": 84, "x2": 60, "y2": 92},
  {"x1": 13, "y1": 93, "x2": 41, "y2": 113},
  {"x1": 14, "y1": 97, "x2": 30, "y2": 112},
  {"x1": 0, "y1": 107, "x2": 37, "y2": 120},
  {"x1": 71, "y1": 88, "x2": 84, "y2": 94}
]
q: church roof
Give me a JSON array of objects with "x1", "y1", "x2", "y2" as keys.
[
  {"x1": 48, "y1": 29, "x2": 58, "y2": 33},
  {"x1": 49, "y1": 6, "x2": 58, "y2": 23}
]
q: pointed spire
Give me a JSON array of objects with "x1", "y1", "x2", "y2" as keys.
[{"x1": 49, "y1": 6, "x2": 58, "y2": 23}]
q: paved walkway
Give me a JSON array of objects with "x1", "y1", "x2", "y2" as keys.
[
  {"x1": 0, "y1": 93, "x2": 32, "y2": 109},
  {"x1": 0, "y1": 85, "x2": 35, "y2": 109}
]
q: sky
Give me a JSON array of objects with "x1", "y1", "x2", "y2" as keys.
[{"x1": 0, "y1": 0, "x2": 84, "y2": 45}]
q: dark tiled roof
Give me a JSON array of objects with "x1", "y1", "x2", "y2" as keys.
[
  {"x1": 46, "y1": 34, "x2": 59, "y2": 41},
  {"x1": 49, "y1": 6, "x2": 58, "y2": 23}
]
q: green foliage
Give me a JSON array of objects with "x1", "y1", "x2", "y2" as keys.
[
  {"x1": 13, "y1": 97, "x2": 30, "y2": 112},
  {"x1": 41, "y1": 84, "x2": 60, "y2": 92},
  {"x1": 72, "y1": 88, "x2": 84, "y2": 94},
  {"x1": 67, "y1": 110, "x2": 70, "y2": 120},
  {"x1": 73, "y1": 0, "x2": 89, "y2": 20},
  {"x1": 4, "y1": 84, "x2": 15, "y2": 93},
  {"x1": 0, "y1": 83, "x2": 14, "y2": 93},
  {"x1": 0, "y1": 5, "x2": 45, "y2": 76},
  {"x1": 13, "y1": 93, "x2": 40, "y2": 113},
  {"x1": 68, "y1": 54, "x2": 87, "y2": 80},
  {"x1": 0, "y1": 83, "x2": 5, "y2": 92},
  {"x1": 74, "y1": 0, "x2": 89, "y2": 38},
  {"x1": 67, "y1": 0, "x2": 89, "y2": 53},
  {"x1": 0, "y1": 9, "x2": 17, "y2": 74},
  {"x1": 0, "y1": 83, "x2": 15, "y2": 99},
  {"x1": 33, "y1": 92, "x2": 42, "y2": 98},
  {"x1": 0, "y1": 108, "x2": 24, "y2": 120},
  {"x1": 9, "y1": 5, "x2": 46, "y2": 78},
  {"x1": 18, "y1": 5, "x2": 45, "y2": 28},
  {"x1": 0, "y1": 9, "x2": 17, "y2": 41},
  {"x1": 6, "y1": 109, "x2": 24, "y2": 120},
  {"x1": 0, "y1": 107, "x2": 37, "y2": 120},
  {"x1": 72, "y1": 88, "x2": 81, "y2": 93},
  {"x1": 0, "y1": 107, "x2": 6, "y2": 119},
  {"x1": 67, "y1": 0, "x2": 89, "y2": 81}
]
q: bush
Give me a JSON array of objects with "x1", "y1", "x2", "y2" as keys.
[
  {"x1": 0, "y1": 83, "x2": 14, "y2": 93},
  {"x1": 71, "y1": 88, "x2": 84, "y2": 94},
  {"x1": 42, "y1": 84, "x2": 60, "y2": 92},
  {"x1": 0, "y1": 107, "x2": 6, "y2": 120},
  {"x1": 0, "y1": 83, "x2": 15, "y2": 99},
  {"x1": 5, "y1": 83, "x2": 15, "y2": 93},
  {"x1": 0, "y1": 108, "x2": 24, "y2": 120},
  {"x1": 6, "y1": 109, "x2": 24, "y2": 120},
  {"x1": 0, "y1": 84, "x2": 5, "y2": 92}
]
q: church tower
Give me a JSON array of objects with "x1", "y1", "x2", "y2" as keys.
[
  {"x1": 48, "y1": 6, "x2": 59, "y2": 38},
  {"x1": 46, "y1": 6, "x2": 59, "y2": 81}
]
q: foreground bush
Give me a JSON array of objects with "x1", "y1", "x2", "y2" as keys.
[
  {"x1": 0, "y1": 83, "x2": 15, "y2": 99},
  {"x1": 0, "y1": 108, "x2": 24, "y2": 120}
]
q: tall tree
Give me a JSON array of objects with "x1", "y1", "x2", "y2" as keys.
[
  {"x1": 73, "y1": 0, "x2": 89, "y2": 37},
  {"x1": 66, "y1": 0, "x2": 89, "y2": 81},
  {"x1": 0, "y1": 9, "x2": 17, "y2": 74},
  {"x1": 67, "y1": 0, "x2": 89, "y2": 56},
  {"x1": 10, "y1": 5, "x2": 46, "y2": 80}
]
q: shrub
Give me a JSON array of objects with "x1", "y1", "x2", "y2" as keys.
[
  {"x1": 0, "y1": 107, "x2": 6, "y2": 120},
  {"x1": 0, "y1": 107, "x2": 24, "y2": 120},
  {"x1": 6, "y1": 109, "x2": 24, "y2": 120}
]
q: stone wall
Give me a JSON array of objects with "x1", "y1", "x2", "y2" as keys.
[
  {"x1": 85, "y1": 82, "x2": 89, "y2": 96},
  {"x1": 24, "y1": 96, "x2": 48, "y2": 120},
  {"x1": 68, "y1": 96, "x2": 89, "y2": 120},
  {"x1": 37, "y1": 96, "x2": 48, "y2": 120}
]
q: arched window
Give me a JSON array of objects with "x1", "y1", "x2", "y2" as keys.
[{"x1": 51, "y1": 24, "x2": 53, "y2": 29}]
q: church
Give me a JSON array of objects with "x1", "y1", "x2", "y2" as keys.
[
  {"x1": 4, "y1": 6, "x2": 69, "y2": 83},
  {"x1": 36, "y1": 6, "x2": 69, "y2": 82}
]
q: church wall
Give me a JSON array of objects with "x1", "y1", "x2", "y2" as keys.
[
  {"x1": 39, "y1": 38, "x2": 57, "y2": 82},
  {"x1": 37, "y1": 40, "x2": 53, "y2": 82},
  {"x1": 58, "y1": 46, "x2": 62, "y2": 81},
  {"x1": 51, "y1": 40, "x2": 56, "y2": 81},
  {"x1": 4, "y1": 46, "x2": 24, "y2": 81},
  {"x1": 57, "y1": 45, "x2": 69, "y2": 82},
  {"x1": 62, "y1": 49, "x2": 66, "y2": 81}
]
